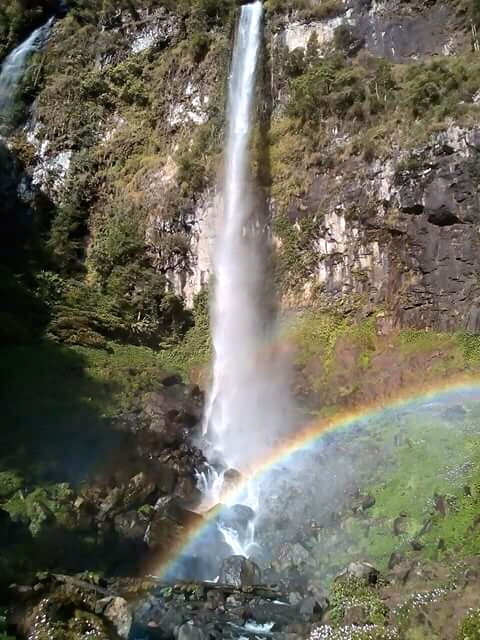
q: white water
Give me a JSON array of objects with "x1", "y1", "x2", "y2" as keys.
[
  {"x1": 0, "y1": 18, "x2": 54, "y2": 123},
  {"x1": 195, "y1": 465, "x2": 225, "y2": 509},
  {"x1": 218, "y1": 519, "x2": 257, "y2": 557},
  {"x1": 203, "y1": 0, "x2": 292, "y2": 474}
]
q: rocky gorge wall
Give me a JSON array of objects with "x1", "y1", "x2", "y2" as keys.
[{"x1": 4, "y1": 0, "x2": 480, "y2": 342}]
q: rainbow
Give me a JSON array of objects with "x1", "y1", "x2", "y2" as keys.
[{"x1": 148, "y1": 375, "x2": 480, "y2": 580}]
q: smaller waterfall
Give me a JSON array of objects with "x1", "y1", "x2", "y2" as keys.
[{"x1": 0, "y1": 18, "x2": 54, "y2": 125}]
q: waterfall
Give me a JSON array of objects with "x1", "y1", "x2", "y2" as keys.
[
  {"x1": 0, "y1": 17, "x2": 54, "y2": 126},
  {"x1": 203, "y1": 0, "x2": 292, "y2": 473}
]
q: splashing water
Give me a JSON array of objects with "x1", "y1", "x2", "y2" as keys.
[
  {"x1": 218, "y1": 520, "x2": 257, "y2": 558},
  {"x1": 0, "y1": 18, "x2": 54, "y2": 127},
  {"x1": 195, "y1": 465, "x2": 225, "y2": 510}
]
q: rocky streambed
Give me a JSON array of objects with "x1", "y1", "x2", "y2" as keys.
[{"x1": 1, "y1": 375, "x2": 480, "y2": 639}]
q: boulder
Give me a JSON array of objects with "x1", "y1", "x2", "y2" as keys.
[
  {"x1": 177, "y1": 622, "x2": 209, "y2": 640},
  {"x1": 113, "y1": 510, "x2": 148, "y2": 542},
  {"x1": 218, "y1": 504, "x2": 255, "y2": 533},
  {"x1": 298, "y1": 596, "x2": 325, "y2": 622},
  {"x1": 100, "y1": 597, "x2": 132, "y2": 640},
  {"x1": 144, "y1": 388, "x2": 202, "y2": 444},
  {"x1": 123, "y1": 472, "x2": 157, "y2": 509},
  {"x1": 343, "y1": 561, "x2": 379, "y2": 585},
  {"x1": 219, "y1": 555, "x2": 261, "y2": 588}
]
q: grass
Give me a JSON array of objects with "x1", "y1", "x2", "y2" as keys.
[
  {"x1": 288, "y1": 310, "x2": 480, "y2": 407},
  {"x1": 306, "y1": 408, "x2": 480, "y2": 582},
  {"x1": 0, "y1": 339, "x2": 173, "y2": 485}
]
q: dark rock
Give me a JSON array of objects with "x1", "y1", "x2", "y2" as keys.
[
  {"x1": 156, "y1": 497, "x2": 203, "y2": 528},
  {"x1": 161, "y1": 374, "x2": 183, "y2": 387},
  {"x1": 113, "y1": 510, "x2": 148, "y2": 542},
  {"x1": 145, "y1": 497, "x2": 204, "y2": 549},
  {"x1": 298, "y1": 596, "x2": 325, "y2": 622},
  {"x1": 97, "y1": 487, "x2": 123, "y2": 521},
  {"x1": 361, "y1": 494, "x2": 376, "y2": 510},
  {"x1": 123, "y1": 472, "x2": 157, "y2": 510},
  {"x1": 174, "y1": 475, "x2": 202, "y2": 508},
  {"x1": 155, "y1": 463, "x2": 178, "y2": 495},
  {"x1": 410, "y1": 538, "x2": 424, "y2": 551},
  {"x1": 177, "y1": 622, "x2": 209, "y2": 640},
  {"x1": 223, "y1": 469, "x2": 243, "y2": 493},
  {"x1": 144, "y1": 388, "x2": 202, "y2": 445},
  {"x1": 388, "y1": 551, "x2": 404, "y2": 569},
  {"x1": 219, "y1": 556, "x2": 261, "y2": 588},
  {"x1": 393, "y1": 514, "x2": 408, "y2": 535},
  {"x1": 218, "y1": 504, "x2": 255, "y2": 533},
  {"x1": 206, "y1": 589, "x2": 224, "y2": 610},
  {"x1": 433, "y1": 493, "x2": 447, "y2": 516}
]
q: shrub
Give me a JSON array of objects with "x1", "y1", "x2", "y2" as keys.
[
  {"x1": 288, "y1": 55, "x2": 366, "y2": 124},
  {"x1": 458, "y1": 609, "x2": 480, "y2": 640}
]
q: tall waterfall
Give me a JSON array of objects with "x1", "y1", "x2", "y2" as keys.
[
  {"x1": 203, "y1": 0, "x2": 292, "y2": 472},
  {"x1": 0, "y1": 18, "x2": 54, "y2": 125}
]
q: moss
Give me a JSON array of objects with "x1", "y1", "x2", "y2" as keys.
[
  {"x1": 4, "y1": 484, "x2": 76, "y2": 535},
  {"x1": 458, "y1": 608, "x2": 480, "y2": 640},
  {"x1": 329, "y1": 575, "x2": 388, "y2": 626},
  {"x1": 273, "y1": 212, "x2": 323, "y2": 291},
  {"x1": 0, "y1": 470, "x2": 23, "y2": 499}
]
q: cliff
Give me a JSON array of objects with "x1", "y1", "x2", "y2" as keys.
[{"x1": 1, "y1": 0, "x2": 480, "y2": 347}]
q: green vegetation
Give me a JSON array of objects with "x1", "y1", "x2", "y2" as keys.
[
  {"x1": 0, "y1": 608, "x2": 14, "y2": 640},
  {"x1": 273, "y1": 212, "x2": 322, "y2": 290},
  {"x1": 329, "y1": 575, "x2": 388, "y2": 625},
  {"x1": 265, "y1": 0, "x2": 345, "y2": 20},
  {"x1": 458, "y1": 609, "x2": 480, "y2": 640}
]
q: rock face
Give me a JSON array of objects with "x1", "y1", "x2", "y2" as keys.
[
  {"x1": 4, "y1": 0, "x2": 480, "y2": 331},
  {"x1": 220, "y1": 556, "x2": 262, "y2": 588},
  {"x1": 294, "y1": 126, "x2": 480, "y2": 330}
]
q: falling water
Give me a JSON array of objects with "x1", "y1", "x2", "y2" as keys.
[
  {"x1": 203, "y1": 0, "x2": 292, "y2": 473},
  {"x1": 0, "y1": 18, "x2": 54, "y2": 126}
]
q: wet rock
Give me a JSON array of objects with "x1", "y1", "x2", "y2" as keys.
[
  {"x1": 156, "y1": 497, "x2": 203, "y2": 528},
  {"x1": 298, "y1": 596, "x2": 325, "y2": 622},
  {"x1": 206, "y1": 589, "x2": 224, "y2": 610},
  {"x1": 156, "y1": 463, "x2": 178, "y2": 495},
  {"x1": 101, "y1": 596, "x2": 132, "y2": 639},
  {"x1": 177, "y1": 621, "x2": 209, "y2": 640},
  {"x1": 123, "y1": 472, "x2": 158, "y2": 510},
  {"x1": 27, "y1": 593, "x2": 111, "y2": 639},
  {"x1": 223, "y1": 469, "x2": 243, "y2": 493},
  {"x1": 273, "y1": 543, "x2": 314, "y2": 572},
  {"x1": 219, "y1": 556, "x2": 261, "y2": 588},
  {"x1": 343, "y1": 561, "x2": 379, "y2": 585},
  {"x1": 219, "y1": 504, "x2": 255, "y2": 533},
  {"x1": 145, "y1": 513, "x2": 179, "y2": 549},
  {"x1": 174, "y1": 474, "x2": 202, "y2": 508},
  {"x1": 144, "y1": 388, "x2": 202, "y2": 445},
  {"x1": 113, "y1": 510, "x2": 148, "y2": 542}
]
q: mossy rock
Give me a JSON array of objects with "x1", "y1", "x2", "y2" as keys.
[
  {"x1": 4, "y1": 483, "x2": 76, "y2": 536},
  {"x1": 329, "y1": 575, "x2": 388, "y2": 626},
  {"x1": 458, "y1": 608, "x2": 480, "y2": 640},
  {"x1": 0, "y1": 471, "x2": 23, "y2": 500}
]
